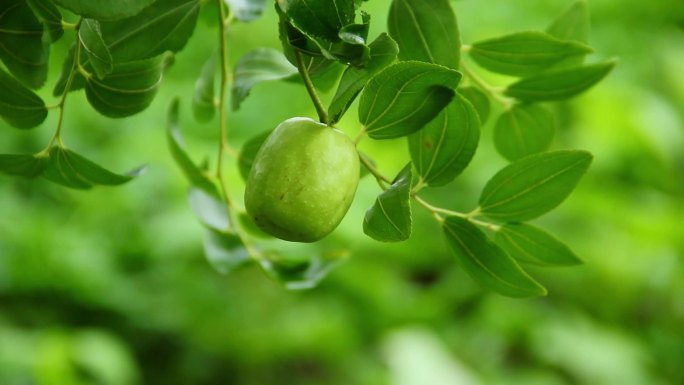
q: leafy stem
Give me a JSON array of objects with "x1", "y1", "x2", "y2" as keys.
[
  {"x1": 294, "y1": 50, "x2": 328, "y2": 124},
  {"x1": 460, "y1": 61, "x2": 513, "y2": 109}
]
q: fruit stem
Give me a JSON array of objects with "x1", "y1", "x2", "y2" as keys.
[{"x1": 294, "y1": 50, "x2": 329, "y2": 124}]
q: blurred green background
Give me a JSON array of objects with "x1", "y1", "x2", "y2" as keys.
[{"x1": 1, "y1": 0, "x2": 683, "y2": 384}]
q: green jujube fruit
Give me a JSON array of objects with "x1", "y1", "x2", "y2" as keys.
[{"x1": 244, "y1": 117, "x2": 360, "y2": 242}]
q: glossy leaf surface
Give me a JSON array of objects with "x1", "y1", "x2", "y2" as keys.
[
  {"x1": 495, "y1": 223, "x2": 583, "y2": 266},
  {"x1": 79, "y1": 19, "x2": 113, "y2": 79},
  {"x1": 363, "y1": 165, "x2": 412, "y2": 242},
  {"x1": 494, "y1": 103, "x2": 555, "y2": 161}
]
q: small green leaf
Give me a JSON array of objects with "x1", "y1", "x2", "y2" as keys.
[
  {"x1": 0, "y1": 68, "x2": 47, "y2": 129},
  {"x1": 192, "y1": 54, "x2": 217, "y2": 122},
  {"x1": 52, "y1": 0, "x2": 157, "y2": 21},
  {"x1": 85, "y1": 57, "x2": 162, "y2": 118},
  {"x1": 99, "y1": 0, "x2": 200, "y2": 62},
  {"x1": 328, "y1": 33, "x2": 398, "y2": 125},
  {"x1": 224, "y1": 0, "x2": 268, "y2": 22},
  {"x1": 79, "y1": 19, "x2": 113, "y2": 79},
  {"x1": 359, "y1": 61, "x2": 462, "y2": 139},
  {"x1": 26, "y1": 0, "x2": 64, "y2": 42},
  {"x1": 42, "y1": 146, "x2": 141, "y2": 190},
  {"x1": 231, "y1": 48, "x2": 297, "y2": 110},
  {"x1": 363, "y1": 164, "x2": 412, "y2": 242},
  {"x1": 53, "y1": 43, "x2": 86, "y2": 96},
  {"x1": 408, "y1": 94, "x2": 480, "y2": 187},
  {"x1": 0, "y1": 0, "x2": 48, "y2": 89},
  {"x1": 0, "y1": 153, "x2": 47, "y2": 177},
  {"x1": 188, "y1": 187, "x2": 230, "y2": 231},
  {"x1": 494, "y1": 103, "x2": 555, "y2": 161},
  {"x1": 278, "y1": 0, "x2": 355, "y2": 43},
  {"x1": 203, "y1": 229, "x2": 250, "y2": 275},
  {"x1": 237, "y1": 130, "x2": 270, "y2": 181},
  {"x1": 505, "y1": 60, "x2": 616, "y2": 102},
  {"x1": 166, "y1": 99, "x2": 219, "y2": 194},
  {"x1": 260, "y1": 250, "x2": 349, "y2": 290},
  {"x1": 495, "y1": 223, "x2": 583, "y2": 266},
  {"x1": 388, "y1": 0, "x2": 461, "y2": 69},
  {"x1": 547, "y1": 0, "x2": 590, "y2": 44},
  {"x1": 458, "y1": 86, "x2": 491, "y2": 125},
  {"x1": 442, "y1": 216, "x2": 547, "y2": 298},
  {"x1": 479, "y1": 150, "x2": 593, "y2": 222},
  {"x1": 469, "y1": 31, "x2": 593, "y2": 77}
]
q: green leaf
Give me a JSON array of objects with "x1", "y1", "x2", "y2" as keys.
[
  {"x1": 237, "y1": 130, "x2": 270, "y2": 181},
  {"x1": 547, "y1": 0, "x2": 590, "y2": 44},
  {"x1": 442, "y1": 216, "x2": 547, "y2": 298},
  {"x1": 42, "y1": 146, "x2": 141, "y2": 189},
  {"x1": 260, "y1": 250, "x2": 349, "y2": 290},
  {"x1": 359, "y1": 61, "x2": 462, "y2": 139},
  {"x1": 469, "y1": 31, "x2": 593, "y2": 77},
  {"x1": 0, "y1": 68, "x2": 47, "y2": 129},
  {"x1": 494, "y1": 103, "x2": 555, "y2": 161},
  {"x1": 98, "y1": 0, "x2": 200, "y2": 62},
  {"x1": 328, "y1": 33, "x2": 398, "y2": 125},
  {"x1": 388, "y1": 0, "x2": 460, "y2": 69},
  {"x1": 363, "y1": 164, "x2": 412, "y2": 242},
  {"x1": 53, "y1": 43, "x2": 86, "y2": 96},
  {"x1": 188, "y1": 187, "x2": 230, "y2": 231},
  {"x1": 85, "y1": 57, "x2": 162, "y2": 118},
  {"x1": 495, "y1": 223, "x2": 583, "y2": 266},
  {"x1": 505, "y1": 60, "x2": 616, "y2": 102},
  {"x1": 278, "y1": 0, "x2": 355, "y2": 43},
  {"x1": 479, "y1": 150, "x2": 592, "y2": 222},
  {"x1": 52, "y1": 0, "x2": 157, "y2": 21},
  {"x1": 26, "y1": 0, "x2": 64, "y2": 42},
  {"x1": 79, "y1": 19, "x2": 113, "y2": 79},
  {"x1": 203, "y1": 229, "x2": 250, "y2": 274},
  {"x1": 458, "y1": 86, "x2": 491, "y2": 125},
  {"x1": 166, "y1": 99, "x2": 219, "y2": 194},
  {"x1": 231, "y1": 48, "x2": 297, "y2": 110},
  {"x1": 0, "y1": 153, "x2": 47, "y2": 177},
  {"x1": 224, "y1": 0, "x2": 268, "y2": 22},
  {"x1": 408, "y1": 94, "x2": 480, "y2": 187},
  {"x1": 0, "y1": 0, "x2": 48, "y2": 89},
  {"x1": 192, "y1": 54, "x2": 217, "y2": 122}
]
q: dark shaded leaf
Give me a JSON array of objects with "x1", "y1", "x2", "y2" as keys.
[
  {"x1": 505, "y1": 60, "x2": 616, "y2": 102},
  {"x1": 409, "y1": 94, "x2": 480, "y2": 187},
  {"x1": 0, "y1": 68, "x2": 47, "y2": 129},
  {"x1": 442, "y1": 216, "x2": 547, "y2": 298},
  {"x1": 494, "y1": 103, "x2": 555, "y2": 161},
  {"x1": 363, "y1": 164, "x2": 412, "y2": 242},
  {"x1": 469, "y1": 31, "x2": 592, "y2": 77},
  {"x1": 26, "y1": 0, "x2": 64, "y2": 42},
  {"x1": 42, "y1": 146, "x2": 141, "y2": 189},
  {"x1": 79, "y1": 19, "x2": 113, "y2": 79},
  {"x1": 52, "y1": 0, "x2": 157, "y2": 21},
  {"x1": 495, "y1": 223, "x2": 583, "y2": 266},
  {"x1": 0, "y1": 0, "x2": 48, "y2": 88},
  {"x1": 278, "y1": 0, "x2": 355, "y2": 42},
  {"x1": 52, "y1": 43, "x2": 86, "y2": 96},
  {"x1": 0, "y1": 153, "x2": 47, "y2": 177},
  {"x1": 479, "y1": 150, "x2": 592, "y2": 222},
  {"x1": 359, "y1": 61, "x2": 461, "y2": 139},
  {"x1": 388, "y1": 0, "x2": 460, "y2": 69},
  {"x1": 231, "y1": 48, "x2": 297, "y2": 110}
]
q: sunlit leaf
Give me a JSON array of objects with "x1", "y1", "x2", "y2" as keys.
[
  {"x1": 231, "y1": 48, "x2": 297, "y2": 110},
  {"x1": 359, "y1": 61, "x2": 461, "y2": 139},
  {"x1": 42, "y1": 146, "x2": 141, "y2": 189},
  {"x1": 237, "y1": 130, "x2": 270, "y2": 181},
  {"x1": 328, "y1": 33, "x2": 398, "y2": 125},
  {"x1": 0, "y1": 68, "x2": 47, "y2": 129},
  {"x1": 505, "y1": 60, "x2": 616, "y2": 102},
  {"x1": 260, "y1": 250, "x2": 349, "y2": 290},
  {"x1": 469, "y1": 31, "x2": 592, "y2": 77},
  {"x1": 26, "y1": 0, "x2": 64, "y2": 42},
  {"x1": 79, "y1": 19, "x2": 113, "y2": 79},
  {"x1": 52, "y1": 0, "x2": 157, "y2": 21},
  {"x1": 479, "y1": 150, "x2": 592, "y2": 222},
  {"x1": 494, "y1": 103, "x2": 555, "y2": 161},
  {"x1": 495, "y1": 223, "x2": 583, "y2": 266},
  {"x1": 442, "y1": 216, "x2": 547, "y2": 298},
  {"x1": 192, "y1": 54, "x2": 217, "y2": 122},
  {"x1": 388, "y1": 0, "x2": 460, "y2": 69},
  {"x1": 224, "y1": 0, "x2": 268, "y2": 22},
  {"x1": 85, "y1": 57, "x2": 163, "y2": 118},
  {"x1": 0, "y1": 153, "x2": 47, "y2": 177},
  {"x1": 409, "y1": 94, "x2": 480, "y2": 187},
  {"x1": 0, "y1": 0, "x2": 48, "y2": 89},
  {"x1": 363, "y1": 164, "x2": 412, "y2": 242},
  {"x1": 277, "y1": 0, "x2": 355, "y2": 42},
  {"x1": 458, "y1": 86, "x2": 491, "y2": 125},
  {"x1": 188, "y1": 187, "x2": 230, "y2": 231},
  {"x1": 547, "y1": 0, "x2": 590, "y2": 44}
]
